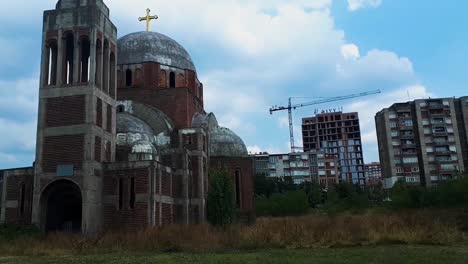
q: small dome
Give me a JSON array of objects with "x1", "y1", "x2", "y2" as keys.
[
  {"x1": 118, "y1": 31, "x2": 196, "y2": 71},
  {"x1": 192, "y1": 112, "x2": 219, "y2": 131},
  {"x1": 210, "y1": 127, "x2": 248, "y2": 157},
  {"x1": 131, "y1": 140, "x2": 157, "y2": 154},
  {"x1": 116, "y1": 113, "x2": 155, "y2": 147}
]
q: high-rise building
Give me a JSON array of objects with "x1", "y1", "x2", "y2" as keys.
[
  {"x1": 364, "y1": 162, "x2": 382, "y2": 186},
  {"x1": 376, "y1": 97, "x2": 468, "y2": 188},
  {"x1": 302, "y1": 112, "x2": 365, "y2": 185}
]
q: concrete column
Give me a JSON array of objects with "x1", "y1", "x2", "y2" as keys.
[
  {"x1": 73, "y1": 32, "x2": 80, "y2": 84},
  {"x1": 40, "y1": 37, "x2": 49, "y2": 88}
]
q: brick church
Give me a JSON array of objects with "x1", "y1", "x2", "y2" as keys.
[{"x1": 0, "y1": 0, "x2": 254, "y2": 233}]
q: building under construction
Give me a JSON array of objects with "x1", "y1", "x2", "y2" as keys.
[{"x1": 302, "y1": 111, "x2": 366, "y2": 186}]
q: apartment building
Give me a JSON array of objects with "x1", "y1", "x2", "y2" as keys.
[
  {"x1": 376, "y1": 97, "x2": 468, "y2": 188},
  {"x1": 302, "y1": 112, "x2": 366, "y2": 185},
  {"x1": 253, "y1": 151, "x2": 339, "y2": 186},
  {"x1": 364, "y1": 162, "x2": 382, "y2": 186}
]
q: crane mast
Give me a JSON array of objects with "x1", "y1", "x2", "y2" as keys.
[{"x1": 270, "y1": 90, "x2": 381, "y2": 153}]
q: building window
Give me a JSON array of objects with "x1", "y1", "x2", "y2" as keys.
[
  {"x1": 118, "y1": 178, "x2": 124, "y2": 210},
  {"x1": 125, "y1": 69, "x2": 132, "y2": 87},
  {"x1": 390, "y1": 122, "x2": 397, "y2": 128},
  {"x1": 169, "y1": 72, "x2": 176, "y2": 88},
  {"x1": 129, "y1": 177, "x2": 135, "y2": 209},
  {"x1": 20, "y1": 183, "x2": 26, "y2": 216},
  {"x1": 235, "y1": 169, "x2": 241, "y2": 207}
]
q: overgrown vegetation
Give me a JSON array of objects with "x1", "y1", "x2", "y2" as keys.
[
  {"x1": 255, "y1": 173, "x2": 468, "y2": 216},
  {"x1": 207, "y1": 170, "x2": 235, "y2": 226},
  {"x1": 0, "y1": 210, "x2": 465, "y2": 256}
]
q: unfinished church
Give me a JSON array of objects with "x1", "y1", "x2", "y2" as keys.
[{"x1": 0, "y1": 0, "x2": 254, "y2": 233}]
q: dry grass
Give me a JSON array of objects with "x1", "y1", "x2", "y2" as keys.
[{"x1": 0, "y1": 210, "x2": 466, "y2": 256}]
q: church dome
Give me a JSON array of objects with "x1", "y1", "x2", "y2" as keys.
[
  {"x1": 118, "y1": 31, "x2": 196, "y2": 71},
  {"x1": 116, "y1": 113, "x2": 155, "y2": 146},
  {"x1": 210, "y1": 127, "x2": 248, "y2": 157}
]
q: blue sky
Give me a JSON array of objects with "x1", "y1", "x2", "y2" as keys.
[{"x1": 0, "y1": 0, "x2": 467, "y2": 169}]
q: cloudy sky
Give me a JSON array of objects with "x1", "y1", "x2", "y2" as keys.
[{"x1": 0, "y1": 0, "x2": 467, "y2": 169}]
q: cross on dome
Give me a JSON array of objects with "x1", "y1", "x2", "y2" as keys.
[{"x1": 138, "y1": 8, "x2": 158, "y2": 32}]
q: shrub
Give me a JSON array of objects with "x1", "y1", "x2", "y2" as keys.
[
  {"x1": 0, "y1": 225, "x2": 41, "y2": 241},
  {"x1": 256, "y1": 191, "x2": 309, "y2": 217},
  {"x1": 207, "y1": 170, "x2": 235, "y2": 226}
]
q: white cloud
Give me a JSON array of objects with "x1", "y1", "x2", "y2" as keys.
[
  {"x1": 347, "y1": 0, "x2": 382, "y2": 12},
  {"x1": 341, "y1": 43, "x2": 360, "y2": 60}
]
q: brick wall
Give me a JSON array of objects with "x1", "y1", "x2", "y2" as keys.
[
  {"x1": 42, "y1": 134, "x2": 85, "y2": 173},
  {"x1": 45, "y1": 95, "x2": 85, "y2": 127},
  {"x1": 95, "y1": 136, "x2": 101, "y2": 162},
  {"x1": 103, "y1": 168, "x2": 149, "y2": 231},
  {"x1": 210, "y1": 157, "x2": 255, "y2": 212},
  {"x1": 96, "y1": 98, "x2": 102, "y2": 127},
  {"x1": 4, "y1": 172, "x2": 33, "y2": 225}
]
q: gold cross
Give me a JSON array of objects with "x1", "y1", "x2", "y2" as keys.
[{"x1": 138, "y1": 8, "x2": 159, "y2": 32}]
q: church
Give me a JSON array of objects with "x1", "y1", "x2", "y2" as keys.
[{"x1": 0, "y1": 0, "x2": 254, "y2": 233}]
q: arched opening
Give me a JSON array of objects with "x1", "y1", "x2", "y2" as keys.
[
  {"x1": 235, "y1": 169, "x2": 241, "y2": 207},
  {"x1": 41, "y1": 180, "x2": 82, "y2": 233},
  {"x1": 45, "y1": 40, "x2": 58, "y2": 86},
  {"x1": 63, "y1": 32, "x2": 75, "y2": 85},
  {"x1": 95, "y1": 39, "x2": 102, "y2": 88},
  {"x1": 125, "y1": 69, "x2": 133, "y2": 87},
  {"x1": 169, "y1": 72, "x2": 176, "y2": 88},
  {"x1": 79, "y1": 36, "x2": 91, "y2": 83},
  {"x1": 110, "y1": 52, "x2": 116, "y2": 98},
  {"x1": 103, "y1": 39, "x2": 110, "y2": 94}
]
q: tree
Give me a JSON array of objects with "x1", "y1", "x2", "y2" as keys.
[{"x1": 207, "y1": 170, "x2": 235, "y2": 226}]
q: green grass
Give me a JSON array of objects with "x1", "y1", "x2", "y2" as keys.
[{"x1": 1, "y1": 246, "x2": 468, "y2": 264}]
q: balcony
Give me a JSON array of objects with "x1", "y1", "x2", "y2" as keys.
[{"x1": 433, "y1": 141, "x2": 449, "y2": 146}]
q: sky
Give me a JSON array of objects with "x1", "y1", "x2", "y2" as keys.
[{"x1": 0, "y1": 0, "x2": 467, "y2": 169}]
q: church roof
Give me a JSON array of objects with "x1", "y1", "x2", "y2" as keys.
[
  {"x1": 118, "y1": 31, "x2": 196, "y2": 72},
  {"x1": 210, "y1": 127, "x2": 248, "y2": 157}
]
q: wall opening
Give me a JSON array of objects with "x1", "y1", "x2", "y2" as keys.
[
  {"x1": 235, "y1": 169, "x2": 241, "y2": 207},
  {"x1": 63, "y1": 32, "x2": 75, "y2": 84},
  {"x1": 169, "y1": 72, "x2": 175, "y2": 88},
  {"x1": 125, "y1": 69, "x2": 133, "y2": 87},
  {"x1": 95, "y1": 39, "x2": 102, "y2": 88},
  {"x1": 42, "y1": 180, "x2": 82, "y2": 233},
  {"x1": 103, "y1": 40, "x2": 109, "y2": 93},
  {"x1": 20, "y1": 183, "x2": 26, "y2": 215},
  {"x1": 118, "y1": 178, "x2": 123, "y2": 210},
  {"x1": 79, "y1": 36, "x2": 91, "y2": 83},
  {"x1": 46, "y1": 40, "x2": 58, "y2": 86},
  {"x1": 129, "y1": 177, "x2": 135, "y2": 209},
  {"x1": 110, "y1": 52, "x2": 116, "y2": 98}
]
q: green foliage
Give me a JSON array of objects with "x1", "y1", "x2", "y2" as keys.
[
  {"x1": 207, "y1": 170, "x2": 235, "y2": 227},
  {"x1": 256, "y1": 191, "x2": 309, "y2": 217},
  {"x1": 304, "y1": 182, "x2": 324, "y2": 208},
  {"x1": 254, "y1": 174, "x2": 296, "y2": 198},
  {"x1": 0, "y1": 225, "x2": 41, "y2": 241},
  {"x1": 389, "y1": 176, "x2": 468, "y2": 209}
]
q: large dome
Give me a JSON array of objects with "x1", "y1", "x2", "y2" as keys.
[
  {"x1": 210, "y1": 127, "x2": 248, "y2": 157},
  {"x1": 118, "y1": 31, "x2": 196, "y2": 71}
]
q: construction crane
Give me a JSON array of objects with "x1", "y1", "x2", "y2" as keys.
[{"x1": 269, "y1": 90, "x2": 381, "y2": 153}]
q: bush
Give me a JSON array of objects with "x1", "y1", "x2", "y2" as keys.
[
  {"x1": 0, "y1": 225, "x2": 41, "y2": 241},
  {"x1": 207, "y1": 170, "x2": 235, "y2": 226},
  {"x1": 256, "y1": 191, "x2": 309, "y2": 217}
]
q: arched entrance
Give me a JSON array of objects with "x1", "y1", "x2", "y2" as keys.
[{"x1": 41, "y1": 180, "x2": 82, "y2": 233}]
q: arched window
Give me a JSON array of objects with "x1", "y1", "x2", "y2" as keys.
[
  {"x1": 169, "y1": 72, "x2": 176, "y2": 88},
  {"x1": 79, "y1": 36, "x2": 91, "y2": 82},
  {"x1": 125, "y1": 69, "x2": 133, "y2": 87},
  {"x1": 63, "y1": 32, "x2": 75, "y2": 84},
  {"x1": 118, "y1": 178, "x2": 124, "y2": 210},
  {"x1": 117, "y1": 105, "x2": 125, "y2": 113},
  {"x1": 129, "y1": 177, "x2": 135, "y2": 209},
  {"x1": 45, "y1": 40, "x2": 58, "y2": 86},
  {"x1": 103, "y1": 39, "x2": 110, "y2": 93},
  {"x1": 95, "y1": 39, "x2": 102, "y2": 88},
  {"x1": 110, "y1": 52, "x2": 116, "y2": 98},
  {"x1": 235, "y1": 169, "x2": 241, "y2": 207}
]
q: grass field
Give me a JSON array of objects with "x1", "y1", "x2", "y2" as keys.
[{"x1": 1, "y1": 246, "x2": 468, "y2": 264}]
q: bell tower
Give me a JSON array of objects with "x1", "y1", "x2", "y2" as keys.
[{"x1": 32, "y1": 0, "x2": 117, "y2": 233}]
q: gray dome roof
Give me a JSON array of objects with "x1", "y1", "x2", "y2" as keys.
[
  {"x1": 210, "y1": 127, "x2": 248, "y2": 157},
  {"x1": 118, "y1": 31, "x2": 196, "y2": 71},
  {"x1": 116, "y1": 113, "x2": 156, "y2": 147}
]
